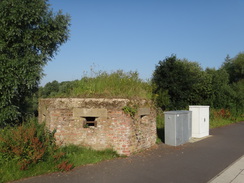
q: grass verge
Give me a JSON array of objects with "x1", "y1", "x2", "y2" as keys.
[
  {"x1": 210, "y1": 108, "x2": 244, "y2": 129},
  {"x1": 0, "y1": 145, "x2": 118, "y2": 183},
  {"x1": 0, "y1": 119, "x2": 119, "y2": 183},
  {"x1": 209, "y1": 118, "x2": 241, "y2": 129},
  {"x1": 1, "y1": 108, "x2": 242, "y2": 183}
]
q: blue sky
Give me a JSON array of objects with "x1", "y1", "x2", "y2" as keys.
[{"x1": 41, "y1": 0, "x2": 244, "y2": 86}]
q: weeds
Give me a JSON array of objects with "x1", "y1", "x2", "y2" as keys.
[
  {"x1": 56, "y1": 161, "x2": 73, "y2": 172},
  {"x1": 0, "y1": 119, "x2": 118, "y2": 183},
  {"x1": 0, "y1": 110, "x2": 242, "y2": 182},
  {"x1": 156, "y1": 110, "x2": 165, "y2": 143},
  {"x1": 0, "y1": 119, "x2": 56, "y2": 170},
  {"x1": 122, "y1": 105, "x2": 138, "y2": 118},
  {"x1": 39, "y1": 70, "x2": 153, "y2": 100},
  {"x1": 61, "y1": 145, "x2": 118, "y2": 167},
  {"x1": 210, "y1": 108, "x2": 243, "y2": 128},
  {"x1": 212, "y1": 108, "x2": 231, "y2": 119}
]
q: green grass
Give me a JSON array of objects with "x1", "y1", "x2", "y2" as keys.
[
  {"x1": 60, "y1": 145, "x2": 118, "y2": 167},
  {"x1": 0, "y1": 118, "x2": 119, "y2": 183},
  {"x1": 40, "y1": 70, "x2": 153, "y2": 100},
  {"x1": 0, "y1": 145, "x2": 118, "y2": 183},
  {"x1": 1, "y1": 108, "x2": 242, "y2": 183},
  {"x1": 210, "y1": 118, "x2": 240, "y2": 129},
  {"x1": 156, "y1": 110, "x2": 165, "y2": 143},
  {"x1": 209, "y1": 108, "x2": 244, "y2": 129},
  {"x1": 0, "y1": 158, "x2": 56, "y2": 183}
]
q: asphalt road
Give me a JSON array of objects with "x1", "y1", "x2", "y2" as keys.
[{"x1": 15, "y1": 121, "x2": 244, "y2": 183}]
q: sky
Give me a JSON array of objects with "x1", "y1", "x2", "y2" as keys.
[{"x1": 41, "y1": 0, "x2": 244, "y2": 86}]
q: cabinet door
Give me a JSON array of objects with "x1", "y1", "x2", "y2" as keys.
[
  {"x1": 191, "y1": 107, "x2": 200, "y2": 135},
  {"x1": 199, "y1": 108, "x2": 208, "y2": 134},
  {"x1": 165, "y1": 114, "x2": 177, "y2": 146},
  {"x1": 176, "y1": 114, "x2": 184, "y2": 145}
]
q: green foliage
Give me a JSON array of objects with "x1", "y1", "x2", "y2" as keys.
[
  {"x1": 152, "y1": 53, "x2": 244, "y2": 117},
  {"x1": 154, "y1": 89, "x2": 170, "y2": 110},
  {"x1": 0, "y1": 119, "x2": 118, "y2": 183},
  {"x1": 210, "y1": 108, "x2": 243, "y2": 128},
  {"x1": 0, "y1": 0, "x2": 70, "y2": 126},
  {"x1": 152, "y1": 55, "x2": 210, "y2": 110},
  {"x1": 122, "y1": 105, "x2": 138, "y2": 118},
  {"x1": 39, "y1": 70, "x2": 153, "y2": 100},
  {"x1": 0, "y1": 118, "x2": 57, "y2": 170},
  {"x1": 205, "y1": 56, "x2": 244, "y2": 115},
  {"x1": 0, "y1": 117, "x2": 75, "y2": 175},
  {"x1": 205, "y1": 68, "x2": 233, "y2": 108},
  {"x1": 231, "y1": 79, "x2": 244, "y2": 115},
  {"x1": 221, "y1": 53, "x2": 244, "y2": 83},
  {"x1": 156, "y1": 110, "x2": 165, "y2": 143},
  {"x1": 0, "y1": 144, "x2": 118, "y2": 183},
  {"x1": 216, "y1": 53, "x2": 244, "y2": 115},
  {"x1": 60, "y1": 145, "x2": 118, "y2": 167},
  {"x1": 38, "y1": 80, "x2": 60, "y2": 98}
]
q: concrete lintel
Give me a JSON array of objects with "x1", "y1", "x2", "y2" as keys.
[
  {"x1": 73, "y1": 108, "x2": 107, "y2": 118},
  {"x1": 138, "y1": 108, "x2": 150, "y2": 116}
]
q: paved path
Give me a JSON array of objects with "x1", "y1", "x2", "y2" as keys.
[
  {"x1": 15, "y1": 122, "x2": 244, "y2": 183},
  {"x1": 209, "y1": 155, "x2": 244, "y2": 183}
]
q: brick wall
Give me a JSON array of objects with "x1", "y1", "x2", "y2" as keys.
[{"x1": 38, "y1": 98, "x2": 156, "y2": 156}]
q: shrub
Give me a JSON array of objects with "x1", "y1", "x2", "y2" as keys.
[
  {"x1": 0, "y1": 118, "x2": 71, "y2": 171},
  {"x1": 122, "y1": 105, "x2": 138, "y2": 118},
  {"x1": 212, "y1": 109, "x2": 231, "y2": 119}
]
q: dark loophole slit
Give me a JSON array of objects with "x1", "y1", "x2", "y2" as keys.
[{"x1": 83, "y1": 117, "x2": 97, "y2": 128}]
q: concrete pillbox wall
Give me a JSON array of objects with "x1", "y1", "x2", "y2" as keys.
[{"x1": 38, "y1": 98, "x2": 157, "y2": 156}]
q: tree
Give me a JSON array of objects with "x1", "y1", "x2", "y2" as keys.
[
  {"x1": 204, "y1": 67, "x2": 244, "y2": 115},
  {"x1": 39, "y1": 80, "x2": 60, "y2": 98},
  {"x1": 231, "y1": 79, "x2": 244, "y2": 115},
  {"x1": 0, "y1": 0, "x2": 70, "y2": 126},
  {"x1": 152, "y1": 55, "x2": 211, "y2": 110},
  {"x1": 218, "y1": 53, "x2": 244, "y2": 114},
  {"x1": 205, "y1": 68, "x2": 234, "y2": 109},
  {"x1": 221, "y1": 53, "x2": 244, "y2": 83}
]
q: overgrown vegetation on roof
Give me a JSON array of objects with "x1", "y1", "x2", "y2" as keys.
[{"x1": 39, "y1": 70, "x2": 153, "y2": 100}]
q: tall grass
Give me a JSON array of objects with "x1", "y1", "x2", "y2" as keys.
[
  {"x1": 60, "y1": 145, "x2": 118, "y2": 167},
  {"x1": 0, "y1": 146, "x2": 118, "y2": 183},
  {"x1": 0, "y1": 119, "x2": 118, "y2": 183},
  {"x1": 156, "y1": 110, "x2": 165, "y2": 143},
  {"x1": 47, "y1": 70, "x2": 153, "y2": 100},
  {"x1": 210, "y1": 108, "x2": 243, "y2": 128}
]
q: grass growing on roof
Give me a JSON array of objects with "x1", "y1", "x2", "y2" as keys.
[{"x1": 40, "y1": 70, "x2": 153, "y2": 100}]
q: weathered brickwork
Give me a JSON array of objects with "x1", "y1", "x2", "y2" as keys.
[{"x1": 38, "y1": 98, "x2": 156, "y2": 156}]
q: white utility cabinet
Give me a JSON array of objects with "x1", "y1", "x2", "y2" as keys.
[{"x1": 189, "y1": 106, "x2": 209, "y2": 138}]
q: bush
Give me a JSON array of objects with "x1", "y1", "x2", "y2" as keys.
[
  {"x1": 209, "y1": 108, "x2": 243, "y2": 128},
  {"x1": 211, "y1": 109, "x2": 231, "y2": 119},
  {"x1": 152, "y1": 55, "x2": 209, "y2": 110},
  {"x1": 0, "y1": 118, "x2": 70, "y2": 171},
  {"x1": 0, "y1": 118, "x2": 120, "y2": 182}
]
